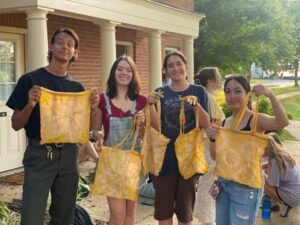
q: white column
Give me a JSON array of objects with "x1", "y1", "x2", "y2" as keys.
[
  {"x1": 26, "y1": 8, "x2": 50, "y2": 71},
  {"x1": 148, "y1": 30, "x2": 163, "y2": 92},
  {"x1": 96, "y1": 21, "x2": 119, "y2": 91},
  {"x1": 183, "y1": 36, "x2": 195, "y2": 84}
]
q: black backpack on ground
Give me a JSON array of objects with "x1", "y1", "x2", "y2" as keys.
[{"x1": 74, "y1": 204, "x2": 93, "y2": 225}]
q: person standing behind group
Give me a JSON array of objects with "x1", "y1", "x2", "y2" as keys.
[
  {"x1": 193, "y1": 67, "x2": 225, "y2": 225},
  {"x1": 92, "y1": 55, "x2": 146, "y2": 225},
  {"x1": 147, "y1": 51, "x2": 210, "y2": 225},
  {"x1": 207, "y1": 74, "x2": 289, "y2": 225},
  {"x1": 6, "y1": 28, "x2": 100, "y2": 225},
  {"x1": 263, "y1": 132, "x2": 300, "y2": 217}
]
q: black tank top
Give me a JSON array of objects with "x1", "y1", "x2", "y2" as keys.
[{"x1": 222, "y1": 114, "x2": 253, "y2": 131}]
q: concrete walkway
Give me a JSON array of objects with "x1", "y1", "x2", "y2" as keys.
[{"x1": 286, "y1": 120, "x2": 300, "y2": 141}]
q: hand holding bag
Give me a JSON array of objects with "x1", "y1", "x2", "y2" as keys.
[
  {"x1": 213, "y1": 92, "x2": 268, "y2": 188},
  {"x1": 141, "y1": 101, "x2": 170, "y2": 176},
  {"x1": 39, "y1": 87, "x2": 91, "y2": 144},
  {"x1": 175, "y1": 96, "x2": 208, "y2": 179},
  {"x1": 92, "y1": 118, "x2": 142, "y2": 201}
]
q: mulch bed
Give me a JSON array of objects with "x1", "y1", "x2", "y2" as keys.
[{"x1": 0, "y1": 172, "x2": 24, "y2": 185}]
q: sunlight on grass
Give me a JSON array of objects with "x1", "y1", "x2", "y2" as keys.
[
  {"x1": 271, "y1": 86, "x2": 300, "y2": 95},
  {"x1": 280, "y1": 95, "x2": 300, "y2": 121}
]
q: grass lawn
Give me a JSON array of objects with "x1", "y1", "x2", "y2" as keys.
[
  {"x1": 271, "y1": 86, "x2": 300, "y2": 95},
  {"x1": 280, "y1": 95, "x2": 300, "y2": 121}
]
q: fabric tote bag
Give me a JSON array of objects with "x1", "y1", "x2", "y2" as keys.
[
  {"x1": 213, "y1": 93, "x2": 268, "y2": 188},
  {"x1": 39, "y1": 87, "x2": 91, "y2": 144},
  {"x1": 175, "y1": 96, "x2": 208, "y2": 179},
  {"x1": 141, "y1": 101, "x2": 170, "y2": 176},
  {"x1": 92, "y1": 118, "x2": 142, "y2": 201}
]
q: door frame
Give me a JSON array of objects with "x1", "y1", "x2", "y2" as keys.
[{"x1": 0, "y1": 26, "x2": 27, "y2": 173}]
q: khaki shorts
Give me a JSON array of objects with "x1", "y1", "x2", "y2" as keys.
[{"x1": 151, "y1": 174, "x2": 200, "y2": 223}]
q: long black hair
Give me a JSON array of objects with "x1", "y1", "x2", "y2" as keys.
[
  {"x1": 162, "y1": 51, "x2": 187, "y2": 72},
  {"x1": 224, "y1": 74, "x2": 252, "y2": 109},
  {"x1": 106, "y1": 55, "x2": 141, "y2": 100}
]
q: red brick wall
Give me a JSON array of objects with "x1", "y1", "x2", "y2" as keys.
[
  {"x1": 135, "y1": 34, "x2": 150, "y2": 95},
  {"x1": 0, "y1": 13, "x2": 26, "y2": 28},
  {"x1": 153, "y1": 0, "x2": 194, "y2": 11}
]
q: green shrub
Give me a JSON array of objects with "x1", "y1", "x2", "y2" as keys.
[
  {"x1": 0, "y1": 202, "x2": 20, "y2": 225},
  {"x1": 220, "y1": 102, "x2": 232, "y2": 118},
  {"x1": 258, "y1": 98, "x2": 273, "y2": 115}
]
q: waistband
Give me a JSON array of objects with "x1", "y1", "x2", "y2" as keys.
[{"x1": 28, "y1": 139, "x2": 64, "y2": 148}]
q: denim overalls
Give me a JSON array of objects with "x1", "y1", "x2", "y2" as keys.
[{"x1": 103, "y1": 94, "x2": 139, "y2": 150}]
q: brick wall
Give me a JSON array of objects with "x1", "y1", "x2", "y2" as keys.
[
  {"x1": 152, "y1": 0, "x2": 194, "y2": 11},
  {"x1": 0, "y1": 13, "x2": 26, "y2": 28}
]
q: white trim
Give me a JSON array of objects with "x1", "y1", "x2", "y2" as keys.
[
  {"x1": 0, "y1": 0, "x2": 204, "y2": 37},
  {"x1": 0, "y1": 26, "x2": 27, "y2": 35}
]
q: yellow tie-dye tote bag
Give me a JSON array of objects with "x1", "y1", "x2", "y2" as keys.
[
  {"x1": 213, "y1": 93, "x2": 267, "y2": 188},
  {"x1": 175, "y1": 96, "x2": 208, "y2": 179},
  {"x1": 92, "y1": 118, "x2": 142, "y2": 201},
  {"x1": 39, "y1": 87, "x2": 91, "y2": 144},
  {"x1": 141, "y1": 101, "x2": 170, "y2": 176}
]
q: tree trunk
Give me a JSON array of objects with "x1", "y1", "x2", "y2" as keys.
[{"x1": 295, "y1": 60, "x2": 299, "y2": 87}]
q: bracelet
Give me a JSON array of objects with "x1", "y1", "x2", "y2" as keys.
[
  {"x1": 90, "y1": 130, "x2": 103, "y2": 141},
  {"x1": 209, "y1": 137, "x2": 216, "y2": 142}
]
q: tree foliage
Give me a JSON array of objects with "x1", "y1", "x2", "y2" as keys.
[
  {"x1": 194, "y1": 0, "x2": 296, "y2": 76},
  {"x1": 289, "y1": 0, "x2": 300, "y2": 86}
]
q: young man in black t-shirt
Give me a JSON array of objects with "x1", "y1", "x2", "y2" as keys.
[{"x1": 6, "y1": 28, "x2": 99, "y2": 225}]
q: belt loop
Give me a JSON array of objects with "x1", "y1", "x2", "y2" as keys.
[
  {"x1": 45, "y1": 145, "x2": 53, "y2": 160},
  {"x1": 55, "y1": 143, "x2": 64, "y2": 148}
]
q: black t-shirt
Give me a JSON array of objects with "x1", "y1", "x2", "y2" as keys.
[
  {"x1": 6, "y1": 67, "x2": 84, "y2": 140},
  {"x1": 155, "y1": 84, "x2": 210, "y2": 176}
]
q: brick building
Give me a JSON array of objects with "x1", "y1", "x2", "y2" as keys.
[{"x1": 0, "y1": 0, "x2": 203, "y2": 173}]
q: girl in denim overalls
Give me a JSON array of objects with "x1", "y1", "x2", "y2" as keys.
[{"x1": 92, "y1": 55, "x2": 146, "y2": 225}]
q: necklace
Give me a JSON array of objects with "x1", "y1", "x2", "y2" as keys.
[
  {"x1": 112, "y1": 98, "x2": 132, "y2": 118},
  {"x1": 170, "y1": 82, "x2": 189, "y2": 92}
]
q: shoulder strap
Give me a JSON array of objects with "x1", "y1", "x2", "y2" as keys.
[
  {"x1": 103, "y1": 94, "x2": 112, "y2": 115},
  {"x1": 222, "y1": 119, "x2": 226, "y2": 127},
  {"x1": 130, "y1": 99, "x2": 137, "y2": 115},
  {"x1": 230, "y1": 92, "x2": 260, "y2": 132},
  {"x1": 246, "y1": 114, "x2": 254, "y2": 128}
]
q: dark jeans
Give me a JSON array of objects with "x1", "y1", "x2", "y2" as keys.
[{"x1": 21, "y1": 142, "x2": 79, "y2": 225}]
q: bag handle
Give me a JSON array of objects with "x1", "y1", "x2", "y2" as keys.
[
  {"x1": 230, "y1": 91, "x2": 259, "y2": 132},
  {"x1": 114, "y1": 116, "x2": 140, "y2": 150},
  {"x1": 179, "y1": 97, "x2": 199, "y2": 134},
  {"x1": 145, "y1": 101, "x2": 162, "y2": 133}
]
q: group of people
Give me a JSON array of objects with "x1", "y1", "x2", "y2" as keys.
[{"x1": 5, "y1": 27, "x2": 300, "y2": 225}]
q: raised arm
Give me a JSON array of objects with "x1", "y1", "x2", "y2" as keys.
[{"x1": 252, "y1": 85, "x2": 289, "y2": 132}]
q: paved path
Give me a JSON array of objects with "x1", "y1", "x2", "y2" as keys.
[
  {"x1": 286, "y1": 120, "x2": 300, "y2": 141},
  {"x1": 276, "y1": 91, "x2": 300, "y2": 100}
]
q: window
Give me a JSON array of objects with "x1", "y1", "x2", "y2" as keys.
[
  {"x1": 116, "y1": 41, "x2": 133, "y2": 58},
  {"x1": 0, "y1": 40, "x2": 16, "y2": 103},
  {"x1": 165, "y1": 47, "x2": 179, "y2": 55}
]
